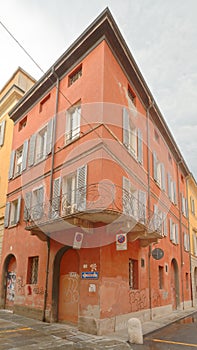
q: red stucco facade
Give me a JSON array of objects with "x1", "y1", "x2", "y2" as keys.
[{"x1": 0, "y1": 9, "x2": 191, "y2": 335}]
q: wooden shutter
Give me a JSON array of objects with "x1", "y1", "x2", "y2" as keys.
[
  {"x1": 161, "y1": 163, "x2": 165, "y2": 191},
  {"x1": 24, "y1": 192, "x2": 32, "y2": 221},
  {"x1": 138, "y1": 190, "x2": 146, "y2": 223},
  {"x1": 193, "y1": 234, "x2": 197, "y2": 256},
  {"x1": 137, "y1": 129, "x2": 143, "y2": 163},
  {"x1": 28, "y1": 134, "x2": 36, "y2": 167},
  {"x1": 21, "y1": 140, "x2": 28, "y2": 172},
  {"x1": 122, "y1": 107, "x2": 129, "y2": 148},
  {"x1": 173, "y1": 182, "x2": 177, "y2": 204},
  {"x1": 52, "y1": 177, "x2": 61, "y2": 217},
  {"x1": 122, "y1": 176, "x2": 131, "y2": 215},
  {"x1": 168, "y1": 173, "x2": 172, "y2": 200},
  {"x1": 175, "y1": 224, "x2": 179, "y2": 244},
  {"x1": 76, "y1": 165, "x2": 87, "y2": 211},
  {"x1": 0, "y1": 120, "x2": 6, "y2": 146},
  {"x1": 46, "y1": 118, "x2": 54, "y2": 155},
  {"x1": 185, "y1": 198, "x2": 188, "y2": 217},
  {"x1": 163, "y1": 213, "x2": 167, "y2": 236},
  {"x1": 153, "y1": 151, "x2": 157, "y2": 181},
  {"x1": 4, "y1": 202, "x2": 10, "y2": 227},
  {"x1": 16, "y1": 196, "x2": 21, "y2": 224},
  {"x1": 169, "y1": 218, "x2": 173, "y2": 241},
  {"x1": 8, "y1": 150, "x2": 15, "y2": 180}
]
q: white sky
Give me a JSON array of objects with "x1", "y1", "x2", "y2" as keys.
[{"x1": 0, "y1": 0, "x2": 197, "y2": 179}]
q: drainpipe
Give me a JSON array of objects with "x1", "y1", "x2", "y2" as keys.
[
  {"x1": 42, "y1": 67, "x2": 59, "y2": 322},
  {"x1": 146, "y1": 98, "x2": 154, "y2": 320},
  {"x1": 177, "y1": 161, "x2": 185, "y2": 310},
  {"x1": 186, "y1": 175, "x2": 193, "y2": 306}
]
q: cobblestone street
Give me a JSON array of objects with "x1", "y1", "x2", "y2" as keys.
[{"x1": 0, "y1": 310, "x2": 131, "y2": 349}]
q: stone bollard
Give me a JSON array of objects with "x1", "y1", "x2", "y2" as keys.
[{"x1": 128, "y1": 318, "x2": 143, "y2": 344}]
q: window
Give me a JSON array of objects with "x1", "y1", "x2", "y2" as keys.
[
  {"x1": 184, "y1": 233, "x2": 190, "y2": 252},
  {"x1": 68, "y1": 65, "x2": 82, "y2": 86},
  {"x1": 4, "y1": 197, "x2": 21, "y2": 228},
  {"x1": 31, "y1": 187, "x2": 44, "y2": 220},
  {"x1": 151, "y1": 205, "x2": 167, "y2": 236},
  {"x1": 39, "y1": 93, "x2": 51, "y2": 113},
  {"x1": 15, "y1": 147, "x2": 23, "y2": 175},
  {"x1": 19, "y1": 116, "x2": 27, "y2": 131},
  {"x1": 181, "y1": 194, "x2": 188, "y2": 217},
  {"x1": 153, "y1": 152, "x2": 165, "y2": 190},
  {"x1": 9, "y1": 140, "x2": 28, "y2": 179},
  {"x1": 193, "y1": 232, "x2": 197, "y2": 256},
  {"x1": 167, "y1": 173, "x2": 177, "y2": 204},
  {"x1": 0, "y1": 119, "x2": 6, "y2": 146},
  {"x1": 28, "y1": 119, "x2": 53, "y2": 167},
  {"x1": 128, "y1": 86, "x2": 136, "y2": 106},
  {"x1": 129, "y1": 259, "x2": 138, "y2": 289},
  {"x1": 123, "y1": 108, "x2": 143, "y2": 163},
  {"x1": 169, "y1": 219, "x2": 179, "y2": 244},
  {"x1": 35, "y1": 126, "x2": 47, "y2": 162},
  {"x1": 154, "y1": 129, "x2": 159, "y2": 142},
  {"x1": 66, "y1": 104, "x2": 81, "y2": 143},
  {"x1": 61, "y1": 165, "x2": 87, "y2": 215},
  {"x1": 62, "y1": 173, "x2": 77, "y2": 214},
  {"x1": 27, "y1": 256, "x2": 39, "y2": 284},
  {"x1": 123, "y1": 177, "x2": 146, "y2": 222},
  {"x1": 159, "y1": 266, "x2": 164, "y2": 289},
  {"x1": 190, "y1": 196, "x2": 195, "y2": 215}
]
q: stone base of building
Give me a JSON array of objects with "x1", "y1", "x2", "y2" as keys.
[{"x1": 14, "y1": 304, "x2": 43, "y2": 321}]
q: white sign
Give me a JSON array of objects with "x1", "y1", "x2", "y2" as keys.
[
  {"x1": 73, "y1": 232, "x2": 83, "y2": 249},
  {"x1": 116, "y1": 233, "x2": 127, "y2": 250}
]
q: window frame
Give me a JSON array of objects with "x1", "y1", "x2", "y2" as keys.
[{"x1": 65, "y1": 104, "x2": 81, "y2": 144}]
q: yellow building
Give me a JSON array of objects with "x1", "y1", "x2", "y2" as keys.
[
  {"x1": 187, "y1": 174, "x2": 197, "y2": 305},
  {"x1": 0, "y1": 67, "x2": 35, "y2": 261}
]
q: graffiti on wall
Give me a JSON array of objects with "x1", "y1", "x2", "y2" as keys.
[
  {"x1": 6, "y1": 272, "x2": 16, "y2": 301},
  {"x1": 61, "y1": 274, "x2": 79, "y2": 304},
  {"x1": 16, "y1": 276, "x2": 44, "y2": 296},
  {"x1": 129, "y1": 289, "x2": 148, "y2": 312}
]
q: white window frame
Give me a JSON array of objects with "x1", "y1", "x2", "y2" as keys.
[
  {"x1": 62, "y1": 173, "x2": 77, "y2": 214},
  {"x1": 65, "y1": 104, "x2": 81, "y2": 143},
  {"x1": 35, "y1": 126, "x2": 47, "y2": 162},
  {"x1": 14, "y1": 146, "x2": 23, "y2": 176}
]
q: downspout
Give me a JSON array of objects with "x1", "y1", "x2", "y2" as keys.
[
  {"x1": 42, "y1": 68, "x2": 59, "y2": 322},
  {"x1": 177, "y1": 161, "x2": 185, "y2": 310},
  {"x1": 186, "y1": 175, "x2": 193, "y2": 306},
  {"x1": 146, "y1": 98, "x2": 154, "y2": 320}
]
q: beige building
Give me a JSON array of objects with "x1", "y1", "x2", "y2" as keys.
[
  {"x1": 187, "y1": 174, "x2": 197, "y2": 305},
  {"x1": 0, "y1": 68, "x2": 35, "y2": 261}
]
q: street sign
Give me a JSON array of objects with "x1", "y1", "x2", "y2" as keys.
[
  {"x1": 116, "y1": 233, "x2": 127, "y2": 250},
  {"x1": 152, "y1": 248, "x2": 164, "y2": 260},
  {"x1": 81, "y1": 272, "x2": 99, "y2": 279}
]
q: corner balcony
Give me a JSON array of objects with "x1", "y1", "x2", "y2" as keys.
[{"x1": 25, "y1": 183, "x2": 164, "y2": 245}]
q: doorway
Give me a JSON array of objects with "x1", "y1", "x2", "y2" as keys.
[{"x1": 170, "y1": 258, "x2": 180, "y2": 310}]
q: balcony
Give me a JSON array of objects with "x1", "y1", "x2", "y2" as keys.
[{"x1": 25, "y1": 183, "x2": 164, "y2": 245}]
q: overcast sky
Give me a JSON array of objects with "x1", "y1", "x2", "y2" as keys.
[{"x1": 0, "y1": 0, "x2": 197, "y2": 180}]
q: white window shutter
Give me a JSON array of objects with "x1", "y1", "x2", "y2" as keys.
[
  {"x1": 169, "y1": 218, "x2": 173, "y2": 241},
  {"x1": 8, "y1": 150, "x2": 15, "y2": 180},
  {"x1": 28, "y1": 134, "x2": 36, "y2": 166},
  {"x1": 123, "y1": 107, "x2": 129, "y2": 148},
  {"x1": 173, "y1": 182, "x2": 177, "y2": 204},
  {"x1": 24, "y1": 192, "x2": 32, "y2": 221},
  {"x1": 4, "y1": 202, "x2": 10, "y2": 227},
  {"x1": 163, "y1": 213, "x2": 167, "y2": 236},
  {"x1": 185, "y1": 198, "x2": 188, "y2": 218},
  {"x1": 0, "y1": 120, "x2": 6, "y2": 146},
  {"x1": 137, "y1": 129, "x2": 143, "y2": 164},
  {"x1": 168, "y1": 173, "x2": 172, "y2": 200},
  {"x1": 21, "y1": 140, "x2": 28, "y2": 172},
  {"x1": 138, "y1": 190, "x2": 146, "y2": 223},
  {"x1": 153, "y1": 151, "x2": 157, "y2": 181},
  {"x1": 46, "y1": 118, "x2": 54, "y2": 155},
  {"x1": 175, "y1": 224, "x2": 179, "y2": 244},
  {"x1": 16, "y1": 196, "x2": 22, "y2": 224},
  {"x1": 52, "y1": 177, "x2": 61, "y2": 217},
  {"x1": 193, "y1": 234, "x2": 197, "y2": 256},
  {"x1": 161, "y1": 163, "x2": 165, "y2": 191},
  {"x1": 122, "y1": 176, "x2": 131, "y2": 215},
  {"x1": 77, "y1": 165, "x2": 87, "y2": 211}
]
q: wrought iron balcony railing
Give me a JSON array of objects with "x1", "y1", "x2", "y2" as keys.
[{"x1": 25, "y1": 182, "x2": 164, "y2": 238}]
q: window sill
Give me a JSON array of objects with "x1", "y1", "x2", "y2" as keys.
[{"x1": 8, "y1": 223, "x2": 18, "y2": 228}]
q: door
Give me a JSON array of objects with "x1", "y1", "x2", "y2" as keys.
[
  {"x1": 58, "y1": 249, "x2": 79, "y2": 323},
  {"x1": 5, "y1": 256, "x2": 17, "y2": 310},
  {"x1": 170, "y1": 259, "x2": 179, "y2": 310}
]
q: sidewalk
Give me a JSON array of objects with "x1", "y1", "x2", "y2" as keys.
[
  {"x1": 0, "y1": 307, "x2": 196, "y2": 349},
  {"x1": 108, "y1": 306, "x2": 197, "y2": 341}
]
